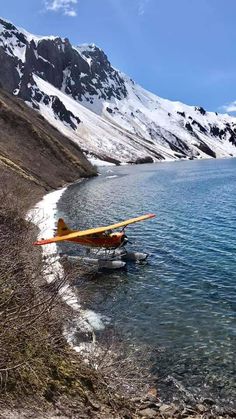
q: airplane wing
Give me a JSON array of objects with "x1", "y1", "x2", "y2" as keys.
[{"x1": 34, "y1": 213, "x2": 156, "y2": 245}]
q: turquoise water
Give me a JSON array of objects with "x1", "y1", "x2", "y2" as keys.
[{"x1": 58, "y1": 158, "x2": 236, "y2": 407}]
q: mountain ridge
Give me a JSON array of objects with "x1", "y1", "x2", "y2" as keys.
[{"x1": 0, "y1": 17, "x2": 236, "y2": 164}]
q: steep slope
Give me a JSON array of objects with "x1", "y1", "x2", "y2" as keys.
[
  {"x1": 0, "y1": 86, "x2": 95, "y2": 193},
  {"x1": 0, "y1": 17, "x2": 236, "y2": 164}
]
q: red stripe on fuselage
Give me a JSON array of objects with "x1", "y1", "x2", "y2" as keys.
[{"x1": 67, "y1": 232, "x2": 125, "y2": 249}]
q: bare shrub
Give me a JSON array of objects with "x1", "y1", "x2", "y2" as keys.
[
  {"x1": 0, "y1": 175, "x2": 71, "y2": 397},
  {"x1": 78, "y1": 331, "x2": 155, "y2": 399}
]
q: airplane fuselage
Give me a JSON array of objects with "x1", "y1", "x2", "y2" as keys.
[{"x1": 68, "y1": 232, "x2": 126, "y2": 249}]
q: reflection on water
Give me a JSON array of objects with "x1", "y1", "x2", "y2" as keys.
[{"x1": 58, "y1": 158, "x2": 236, "y2": 407}]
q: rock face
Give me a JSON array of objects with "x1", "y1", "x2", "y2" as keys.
[
  {"x1": 0, "y1": 17, "x2": 236, "y2": 164},
  {"x1": 0, "y1": 18, "x2": 127, "y2": 109}
]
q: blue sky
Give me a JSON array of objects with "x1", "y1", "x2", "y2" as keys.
[{"x1": 1, "y1": 0, "x2": 236, "y2": 113}]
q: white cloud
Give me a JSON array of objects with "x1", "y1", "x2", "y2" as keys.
[
  {"x1": 221, "y1": 101, "x2": 236, "y2": 113},
  {"x1": 44, "y1": 0, "x2": 78, "y2": 17},
  {"x1": 65, "y1": 9, "x2": 77, "y2": 16},
  {"x1": 138, "y1": 0, "x2": 150, "y2": 16}
]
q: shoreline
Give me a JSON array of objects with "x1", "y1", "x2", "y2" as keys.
[
  {"x1": 90, "y1": 154, "x2": 236, "y2": 168},
  {"x1": 27, "y1": 182, "x2": 108, "y2": 339}
]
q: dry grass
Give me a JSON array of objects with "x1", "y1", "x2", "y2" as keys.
[{"x1": 0, "y1": 175, "x2": 68, "y2": 397}]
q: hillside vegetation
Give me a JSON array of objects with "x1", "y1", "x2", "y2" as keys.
[{"x1": 0, "y1": 87, "x2": 96, "y2": 194}]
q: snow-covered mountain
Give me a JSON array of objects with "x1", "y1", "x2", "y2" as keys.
[{"x1": 1, "y1": 17, "x2": 236, "y2": 164}]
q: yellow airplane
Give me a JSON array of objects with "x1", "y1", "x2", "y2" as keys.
[{"x1": 34, "y1": 213, "x2": 156, "y2": 250}]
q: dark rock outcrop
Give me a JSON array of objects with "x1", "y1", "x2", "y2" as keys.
[
  {"x1": 177, "y1": 111, "x2": 185, "y2": 118},
  {"x1": 185, "y1": 122, "x2": 193, "y2": 132},
  {"x1": 195, "y1": 106, "x2": 206, "y2": 115},
  {"x1": 192, "y1": 119, "x2": 207, "y2": 133},
  {"x1": 134, "y1": 156, "x2": 154, "y2": 164},
  {"x1": 0, "y1": 18, "x2": 127, "y2": 108},
  {"x1": 195, "y1": 142, "x2": 216, "y2": 158},
  {"x1": 51, "y1": 96, "x2": 80, "y2": 129}
]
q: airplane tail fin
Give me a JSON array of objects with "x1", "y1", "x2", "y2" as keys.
[{"x1": 57, "y1": 218, "x2": 73, "y2": 236}]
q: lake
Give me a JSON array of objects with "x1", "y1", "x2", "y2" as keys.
[{"x1": 58, "y1": 158, "x2": 236, "y2": 408}]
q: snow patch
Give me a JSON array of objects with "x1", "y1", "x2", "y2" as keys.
[{"x1": 27, "y1": 187, "x2": 106, "y2": 332}]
